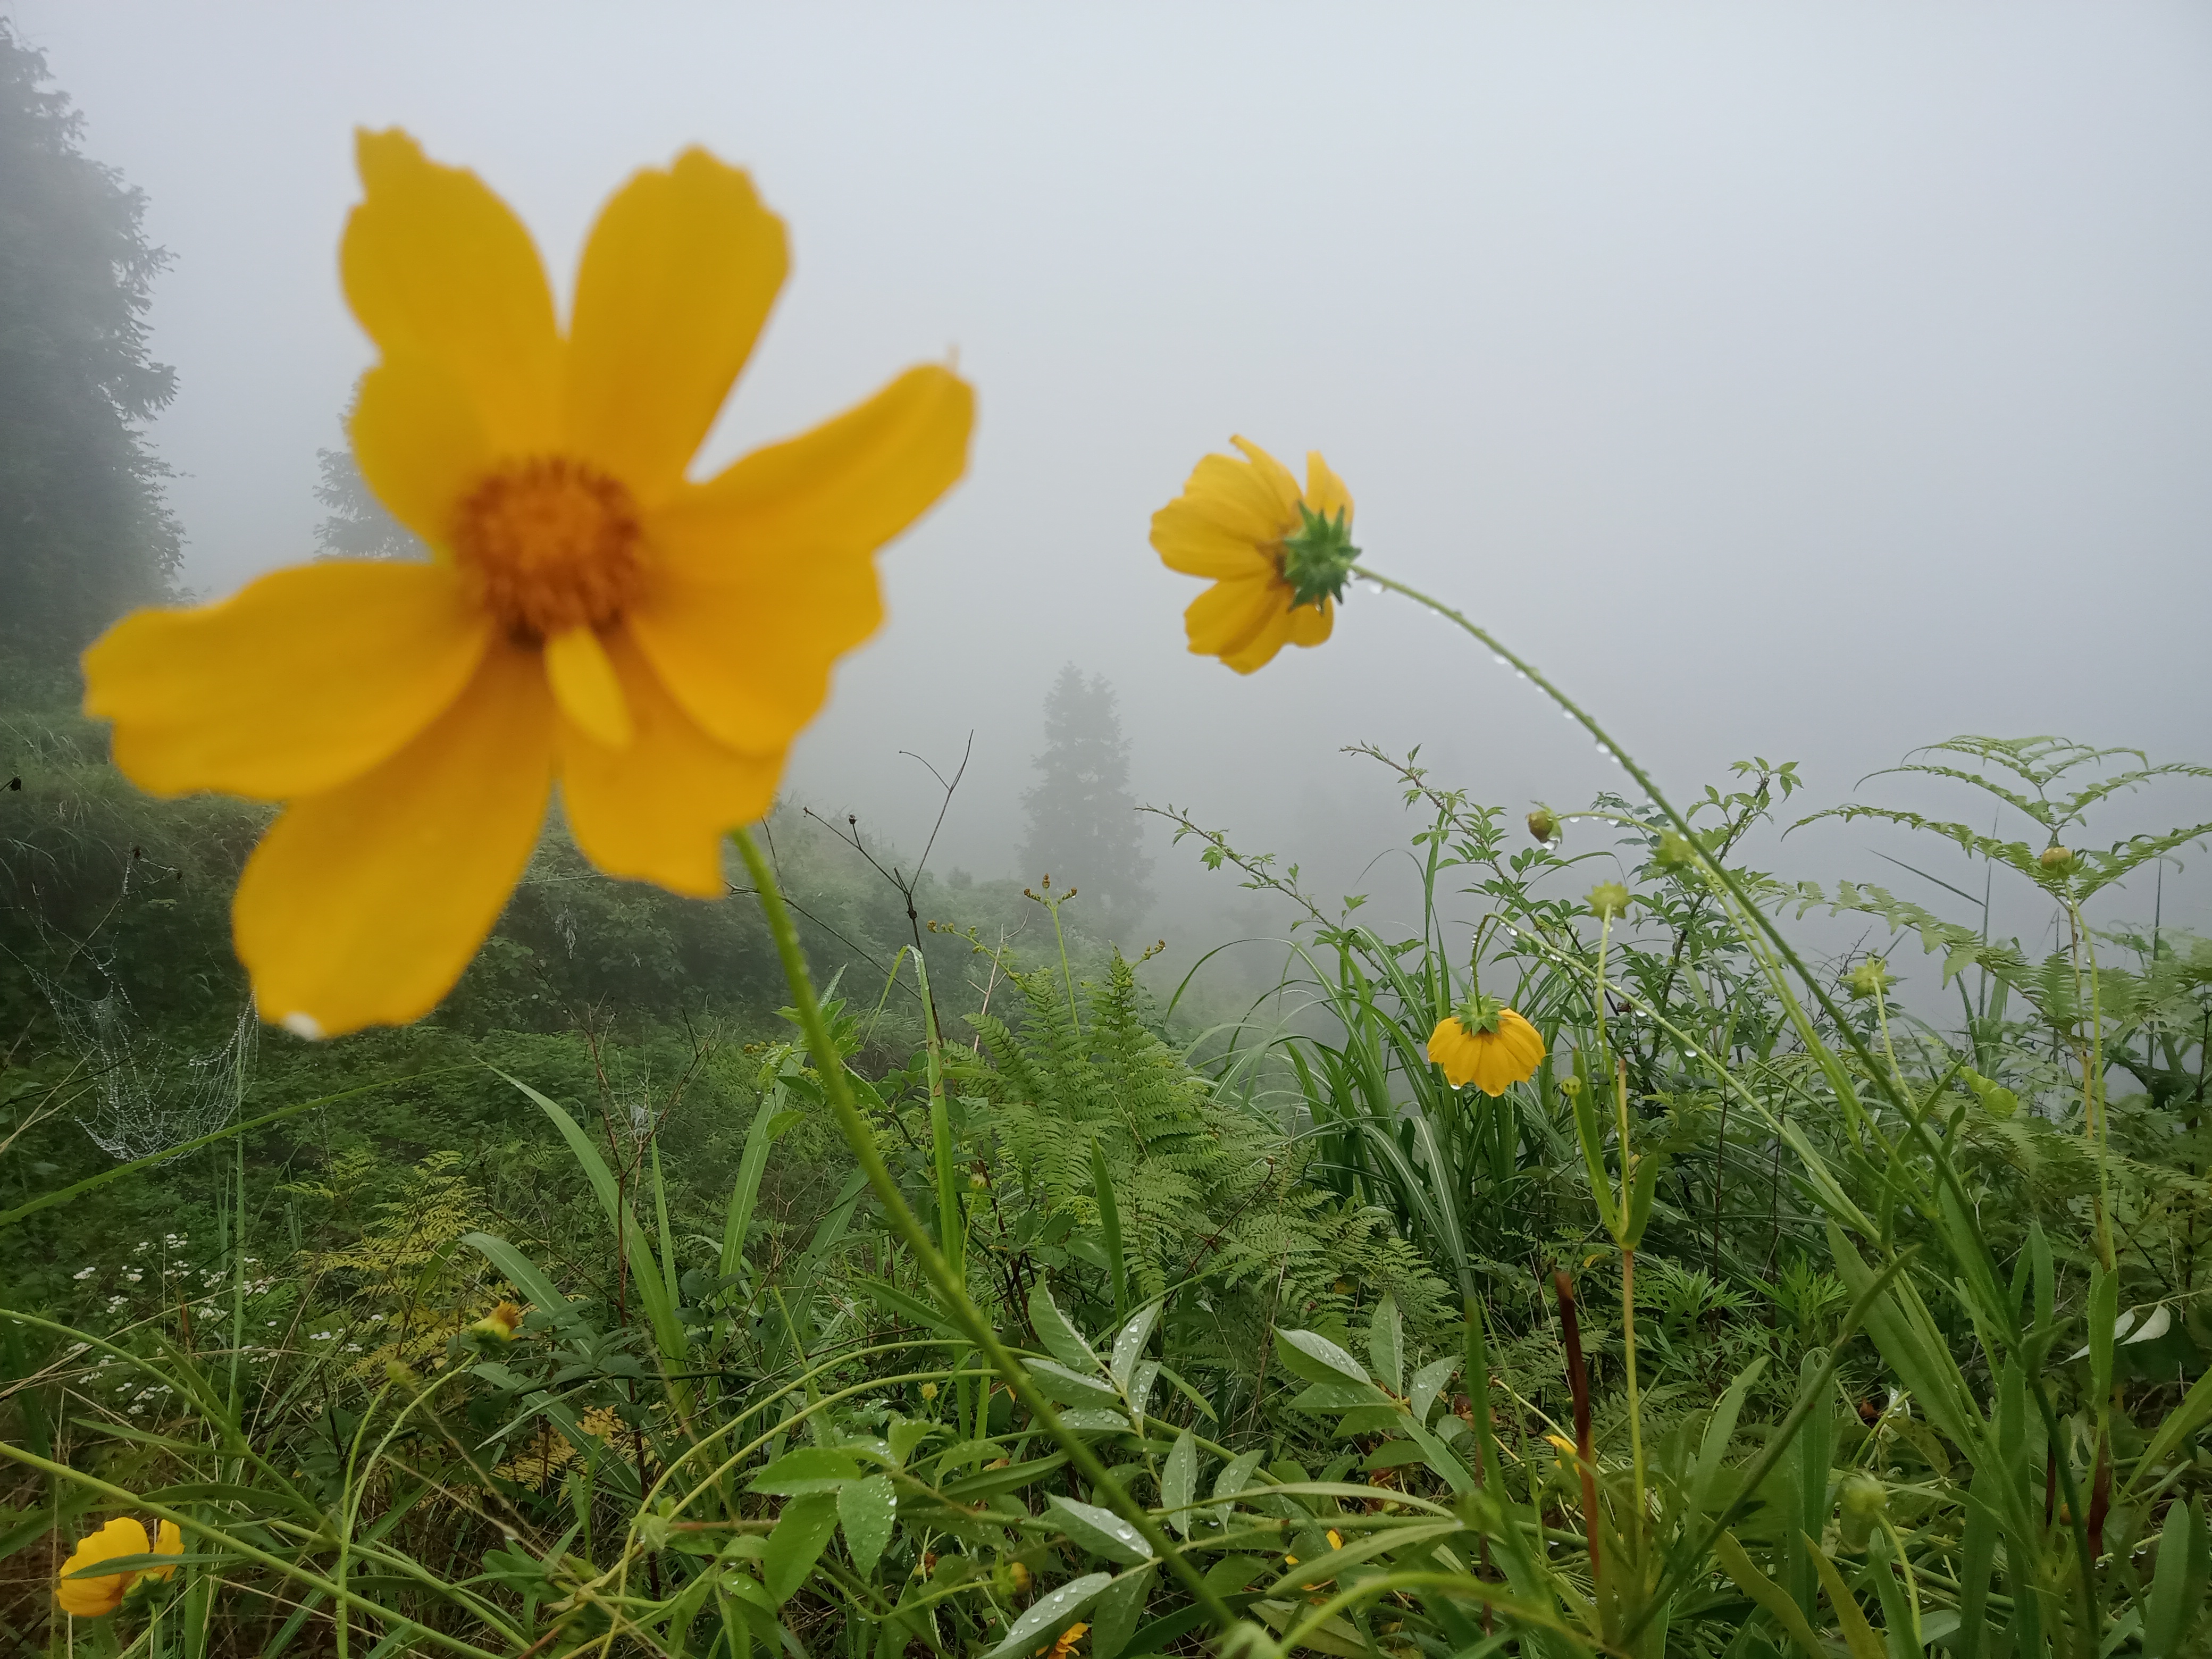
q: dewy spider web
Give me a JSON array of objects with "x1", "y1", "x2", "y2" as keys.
[{"x1": 37, "y1": 968, "x2": 256, "y2": 1162}]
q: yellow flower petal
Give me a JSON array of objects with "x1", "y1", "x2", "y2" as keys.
[
  {"x1": 543, "y1": 625, "x2": 634, "y2": 749},
  {"x1": 1230, "y1": 436, "x2": 1302, "y2": 520},
  {"x1": 232, "y1": 641, "x2": 556, "y2": 1038},
  {"x1": 650, "y1": 364, "x2": 975, "y2": 581},
  {"x1": 561, "y1": 629, "x2": 783, "y2": 895},
  {"x1": 1285, "y1": 597, "x2": 1334, "y2": 648},
  {"x1": 55, "y1": 1518, "x2": 148, "y2": 1618},
  {"x1": 564, "y1": 148, "x2": 789, "y2": 505},
  {"x1": 629, "y1": 365, "x2": 973, "y2": 753},
  {"x1": 1149, "y1": 501, "x2": 1273, "y2": 579},
  {"x1": 348, "y1": 352, "x2": 494, "y2": 554},
  {"x1": 342, "y1": 129, "x2": 560, "y2": 453},
  {"x1": 148, "y1": 1521, "x2": 182, "y2": 1582},
  {"x1": 1172, "y1": 448, "x2": 1300, "y2": 544},
  {"x1": 1183, "y1": 574, "x2": 1283, "y2": 660},
  {"x1": 1304, "y1": 451, "x2": 1353, "y2": 523},
  {"x1": 83, "y1": 562, "x2": 490, "y2": 801}
]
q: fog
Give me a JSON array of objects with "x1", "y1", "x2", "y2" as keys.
[{"x1": 15, "y1": 1, "x2": 2212, "y2": 962}]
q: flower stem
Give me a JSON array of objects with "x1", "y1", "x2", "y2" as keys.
[{"x1": 728, "y1": 827, "x2": 1241, "y2": 1632}]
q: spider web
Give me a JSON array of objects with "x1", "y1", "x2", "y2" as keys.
[{"x1": 38, "y1": 970, "x2": 256, "y2": 1162}]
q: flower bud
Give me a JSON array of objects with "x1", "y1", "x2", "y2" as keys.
[
  {"x1": 1655, "y1": 829, "x2": 1697, "y2": 872},
  {"x1": 919, "y1": 1382, "x2": 939, "y2": 1402},
  {"x1": 1587, "y1": 882, "x2": 1630, "y2": 921},
  {"x1": 1845, "y1": 957, "x2": 1891, "y2": 1000},
  {"x1": 2039, "y1": 845, "x2": 2075, "y2": 874},
  {"x1": 1527, "y1": 807, "x2": 1560, "y2": 845},
  {"x1": 1838, "y1": 1472, "x2": 1888, "y2": 1551}
]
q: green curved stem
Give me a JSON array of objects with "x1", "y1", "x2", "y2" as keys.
[{"x1": 729, "y1": 826, "x2": 1242, "y2": 1635}]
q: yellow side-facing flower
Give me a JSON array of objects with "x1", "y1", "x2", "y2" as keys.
[
  {"x1": 55, "y1": 1517, "x2": 181, "y2": 1617},
  {"x1": 1046, "y1": 1621, "x2": 1089, "y2": 1659},
  {"x1": 1427, "y1": 998, "x2": 1546, "y2": 1097},
  {"x1": 1151, "y1": 438, "x2": 1355, "y2": 673},
  {"x1": 83, "y1": 130, "x2": 973, "y2": 1040}
]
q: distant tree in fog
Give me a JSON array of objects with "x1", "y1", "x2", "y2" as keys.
[
  {"x1": 314, "y1": 418, "x2": 423, "y2": 560},
  {"x1": 1018, "y1": 665, "x2": 1153, "y2": 941},
  {"x1": 0, "y1": 24, "x2": 180, "y2": 663}
]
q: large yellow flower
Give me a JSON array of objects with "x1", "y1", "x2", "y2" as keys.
[
  {"x1": 1151, "y1": 438, "x2": 1354, "y2": 673},
  {"x1": 55, "y1": 1517, "x2": 181, "y2": 1617},
  {"x1": 83, "y1": 131, "x2": 973, "y2": 1039},
  {"x1": 1427, "y1": 1004, "x2": 1546, "y2": 1097}
]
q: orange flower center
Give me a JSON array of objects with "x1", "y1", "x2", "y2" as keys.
[{"x1": 454, "y1": 457, "x2": 644, "y2": 638}]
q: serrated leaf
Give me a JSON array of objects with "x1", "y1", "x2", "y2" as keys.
[
  {"x1": 1163, "y1": 1431, "x2": 1200, "y2": 1536},
  {"x1": 837, "y1": 1473, "x2": 895, "y2": 1577},
  {"x1": 1368, "y1": 1294, "x2": 1403, "y2": 1395},
  {"x1": 1272, "y1": 1328, "x2": 1371, "y2": 1387},
  {"x1": 1047, "y1": 1495, "x2": 1153, "y2": 1565},
  {"x1": 749, "y1": 1447, "x2": 861, "y2": 1495},
  {"x1": 982, "y1": 1572, "x2": 1113, "y2": 1659},
  {"x1": 1029, "y1": 1280, "x2": 1103, "y2": 1374}
]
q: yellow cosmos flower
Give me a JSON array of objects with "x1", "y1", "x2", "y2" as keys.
[
  {"x1": 1151, "y1": 437, "x2": 1355, "y2": 673},
  {"x1": 55, "y1": 1517, "x2": 181, "y2": 1617},
  {"x1": 82, "y1": 130, "x2": 973, "y2": 1040},
  {"x1": 1427, "y1": 1004, "x2": 1546, "y2": 1096}
]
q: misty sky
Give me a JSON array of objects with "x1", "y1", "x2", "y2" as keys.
[{"x1": 14, "y1": 2, "x2": 2212, "y2": 959}]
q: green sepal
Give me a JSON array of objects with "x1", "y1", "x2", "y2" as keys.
[{"x1": 1279, "y1": 501, "x2": 1360, "y2": 608}]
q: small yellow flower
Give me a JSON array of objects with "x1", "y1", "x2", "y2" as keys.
[
  {"x1": 1151, "y1": 438, "x2": 1353, "y2": 674},
  {"x1": 1045, "y1": 1621, "x2": 1089, "y2": 1659},
  {"x1": 82, "y1": 130, "x2": 974, "y2": 1040},
  {"x1": 1427, "y1": 1007, "x2": 1546, "y2": 1096},
  {"x1": 55, "y1": 1517, "x2": 181, "y2": 1617},
  {"x1": 468, "y1": 1301, "x2": 525, "y2": 1342}
]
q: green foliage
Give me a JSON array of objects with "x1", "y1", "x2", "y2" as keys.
[{"x1": 0, "y1": 24, "x2": 180, "y2": 663}]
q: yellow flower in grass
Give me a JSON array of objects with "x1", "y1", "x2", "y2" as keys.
[
  {"x1": 55, "y1": 1517, "x2": 181, "y2": 1617},
  {"x1": 1151, "y1": 438, "x2": 1355, "y2": 673},
  {"x1": 82, "y1": 131, "x2": 973, "y2": 1040},
  {"x1": 1427, "y1": 996, "x2": 1546, "y2": 1096}
]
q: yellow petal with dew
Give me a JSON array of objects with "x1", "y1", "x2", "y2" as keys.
[
  {"x1": 55, "y1": 1518, "x2": 148, "y2": 1618},
  {"x1": 1150, "y1": 500, "x2": 1273, "y2": 579},
  {"x1": 83, "y1": 561, "x2": 490, "y2": 801},
  {"x1": 649, "y1": 364, "x2": 975, "y2": 582},
  {"x1": 232, "y1": 640, "x2": 556, "y2": 1038},
  {"x1": 1303, "y1": 451, "x2": 1353, "y2": 523},
  {"x1": 544, "y1": 625, "x2": 633, "y2": 749},
  {"x1": 1285, "y1": 597, "x2": 1334, "y2": 648},
  {"x1": 348, "y1": 351, "x2": 495, "y2": 554},
  {"x1": 560, "y1": 629, "x2": 782, "y2": 896},
  {"x1": 564, "y1": 148, "x2": 789, "y2": 505},
  {"x1": 342, "y1": 129, "x2": 560, "y2": 453}
]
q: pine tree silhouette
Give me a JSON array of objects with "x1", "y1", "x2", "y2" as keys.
[{"x1": 1017, "y1": 666, "x2": 1153, "y2": 941}]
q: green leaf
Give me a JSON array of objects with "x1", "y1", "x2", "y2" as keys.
[
  {"x1": 1028, "y1": 1358, "x2": 1122, "y2": 1407},
  {"x1": 749, "y1": 1447, "x2": 861, "y2": 1495},
  {"x1": 1367, "y1": 1294, "x2": 1404, "y2": 1395},
  {"x1": 1046, "y1": 1495, "x2": 1153, "y2": 1565},
  {"x1": 1711, "y1": 1530, "x2": 1824, "y2": 1657},
  {"x1": 1569, "y1": 1060, "x2": 1621, "y2": 1237},
  {"x1": 888, "y1": 1418, "x2": 937, "y2": 1468},
  {"x1": 1028, "y1": 1280, "x2": 1103, "y2": 1375},
  {"x1": 1092, "y1": 1565, "x2": 1157, "y2": 1659},
  {"x1": 1163, "y1": 1431, "x2": 1200, "y2": 1537},
  {"x1": 1408, "y1": 1354, "x2": 1459, "y2": 1427},
  {"x1": 837, "y1": 1473, "x2": 896, "y2": 1579},
  {"x1": 981, "y1": 1572, "x2": 1112, "y2": 1659},
  {"x1": 460, "y1": 1232, "x2": 577, "y2": 1328},
  {"x1": 1623, "y1": 1146, "x2": 1667, "y2": 1250},
  {"x1": 2089, "y1": 1264, "x2": 2119, "y2": 1398},
  {"x1": 1272, "y1": 1328, "x2": 1372, "y2": 1387},
  {"x1": 1109, "y1": 1302, "x2": 1161, "y2": 1394},
  {"x1": 760, "y1": 1492, "x2": 840, "y2": 1605}
]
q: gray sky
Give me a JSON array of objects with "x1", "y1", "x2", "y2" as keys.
[{"x1": 15, "y1": 1, "x2": 2212, "y2": 958}]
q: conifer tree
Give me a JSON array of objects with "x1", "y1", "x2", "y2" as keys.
[
  {"x1": 0, "y1": 25, "x2": 180, "y2": 663},
  {"x1": 1017, "y1": 665, "x2": 1153, "y2": 940}
]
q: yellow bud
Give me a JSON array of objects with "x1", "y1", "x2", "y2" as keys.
[{"x1": 1527, "y1": 807, "x2": 1560, "y2": 845}]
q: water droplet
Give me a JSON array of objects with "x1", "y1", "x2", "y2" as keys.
[{"x1": 1490, "y1": 653, "x2": 1509, "y2": 668}]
